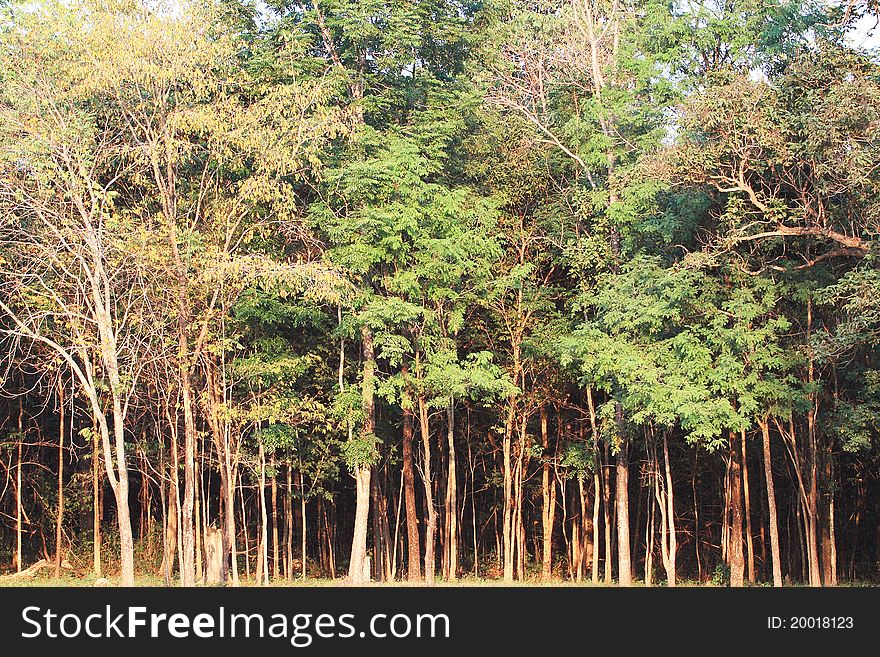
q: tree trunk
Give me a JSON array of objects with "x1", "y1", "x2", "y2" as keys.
[
  {"x1": 93, "y1": 419, "x2": 102, "y2": 578},
  {"x1": 585, "y1": 389, "x2": 601, "y2": 585},
  {"x1": 616, "y1": 427, "x2": 631, "y2": 586},
  {"x1": 502, "y1": 401, "x2": 515, "y2": 581},
  {"x1": 16, "y1": 399, "x2": 23, "y2": 573},
  {"x1": 662, "y1": 431, "x2": 677, "y2": 586},
  {"x1": 179, "y1": 373, "x2": 196, "y2": 587},
  {"x1": 225, "y1": 458, "x2": 238, "y2": 586},
  {"x1": 239, "y1": 474, "x2": 249, "y2": 581},
  {"x1": 729, "y1": 430, "x2": 745, "y2": 587},
  {"x1": 259, "y1": 442, "x2": 269, "y2": 586},
  {"x1": 286, "y1": 465, "x2": 294, "y2": 580},
  {"x1": 55, "y1": 379, "x2": 65, "y2": 578},
  {"x1": 760, "y1": 418, "x2": 783, "y2": 587},
  {"x1": 820, "y1": 436, "x2": 835, "y2": 586},
  {"x1": 445, "y1": 399, "x2": 458, "y2": 580},
  {"x1": 401, "y1": 404, "x2": 421, "y2": 581},
  {"x1": 741, "y1": 430, "x2": 755, "y2": 584},
  {"x1": 602, "y1": 441, "x2": 613, "y2": 584},
  {"x1": 301, "y1": 469, "x2": 307, "y2": 580},
  {"x1": 194, "y1": 441, "x2": 202, "y2": 582},
  {"x1": 271, "y1": 455, "x2": 279, "y2": 580},
  {"x1": 541, "y1": 405, "x2": 555, "y2": 580},
  {"x1": 418, "y1": 393, "x2": 437, "y2": 584},
  {"x1": 645, "y1": 473, "x2": 655, "y2": 586},
  {"x1": 692, "y1": 452, "x2": 701, "y2": 582},
  {"x1": 370, "y1": 465, "x2": 385, "y2": 581},
  {"x1": 348, "y1": 326, "x2": 375, "y2": 585}
]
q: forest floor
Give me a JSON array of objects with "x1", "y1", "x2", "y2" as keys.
[
  {"x1": 0, "y1": 570, "x2": 704, "y2": 587},
  {"x1": 0, "y1": 573, "x2": 765, "y2": 587},
  {"x1": 2, "y1": 577, "x2": 877, "y2": 587}
]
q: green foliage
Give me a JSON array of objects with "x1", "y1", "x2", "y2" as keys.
[
  {"x1": 342, "y1": 432, "x2": 380, "y2": 469},
  {"x1": 559, "y1": 441, "x2": 594, "y2": 480}
]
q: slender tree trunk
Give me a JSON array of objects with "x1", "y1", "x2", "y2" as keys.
[
  {"x1": 577, "y1": 475, "x2": 592, "y2": 580},
  {"x1": 215, "y1": 359, "x2": 238, "y2": 586},
  {"x1": 470, "y1": 442, "x2": 478, "y2": 577},
  {"x1": 259, "y1": 443, "x2": 269, "y2": 586},
  {"x1": 300, "y1": 470, "x2": 307, "y2": 580},
  {"x1": 390, "y1": 468, "x2": 404, "y2": 580},
  {"x1": 729, "y1": 430, "x2": 745, "y2": 587},
  {"x1": 160, "y1": 442, "x2": 169, "y2": 585},
  {"x1": 820, "y1": 437, "x2": 834, "y2": 586},
  {"x1": 349, "y1": 326, "x2": 375, "y2": 584},
  {"x1": 585, "y1": 390, "x2": 601, "y2": 585},
  {"x1": 179, "y1": 358, "x2": 197, "y2": 587},
  {"x1": 101, "y1": 388, "x2": 135, "y2": 586},
  {"x1": 271, "y1": 455, "x2": 279, "y2": 580},
  {"x1": 645, "y1": 474, "x2": 655, "y2": 587},
  {"x1": 445, "y1": 399, "x2": 458, "y2": 580},
  {"x1": 602, "y1": 441, "x2": 612, "y2": 584},
  {"x1": 662, "y1": 431, "x2": 676, "y2": 586},
  {"x1": 194, "y1": 440, "x2": 202, "y2": 582},
  {"x1": 323, "y1": 500, "x2": 336, "y2": 578},
  {"x1": 240, "y1": 474, "x2": 249, "y2": 581},
  {"x1": 401, "y1": 403, "x2": 420, "y2": 581},
  {"x1": 760, "y1": 418, "x2": 783, "y2": 587},
  {"x1": 164, "y1": 486, "x2": 177, "y2": 583},
  {"x1": 142, "y1": 450, "x2": 152, "y2": 558},
  {"x1": 692, "y1": 452, "x2": 701, "y2": 582},
  {"x1": 805, "y1": 300, "x2": 823, "y2": 586},
  {"x1": 541, "y1": 405, "x2": 555, "y2": 580},
  {"x1": 741, "y1": 430, "x2": 755, "y2": 584},
  {"x1": 513, "y1": 412, "x2": 529, "y2": 581},
  {"x1": 380, "y1": 466, "x2": 393, "y2": 580},
  {"x1": 502, "y1": 405, "x2": 514, "y2": 581},
  {"x1": 570, "y1": 483, "x2": 580, "y2": 580},
  {"x1": 829, "y1": 490, "x2": 838, "y2": 586},
  {"x1": 55, "y1": 379, "x2": 65, "y2": 578},
  {"x1": 16, "y1": 399, "x2": 22, "y2": 573},
  {"x1": 286, "y1": 465, "x2": 294, "y2": 580},
  {"x1": 418, "y1": 393, "x2": 436, "y2": 584},
  {"x1": 370, "y1": 466, "x2": 384, "y2": 581},
  {"x1": 93, "y1": 419, "x2": 102, "y2": 578},
  {"x1": 226, "y1": 458, "x2": 238, "y2": 586},
  {"x1": 616, "y1": 427, "x2": 631, "y2": 586}
]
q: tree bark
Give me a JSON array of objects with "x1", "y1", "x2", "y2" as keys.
[
  {"x1": 418, "y1": 393, "x2": 437, "y2": 584},
  {"x1": 285, "y1": 465, "x2": 294, "y2": 580},
  {"x1": 55, "y1": 379, "x2": 65, "y2": 579},
  {"x1": 729, "y1": 430, "x2": 745, "y2": 587},
  {"x1": 271, "y1": 455, "x2": 279, "y2": 580},
  {"x1": 445, "y1": 399, "x2": 458, "y2": 580},
  {"x1": 760, "y1": 418, "x2": 783, "y2": 587},
  {"x1": 300, "y1": 469, "x2": 307, "y2": 580},
  {"x1": 741, "y1": 429, "x2": 755, "y2": 584},
  {"x1": 401, "y1": 403, "x2": 421, "y2": 580},
  {"x1": 603, "y1": 441, "x2": 612, "y2": 584},
  {"x1": 258, "y1": 442, "x2": 269, "y2": 586},
  {"x1": 540, "y1": 405, "x2": 556, "y2": 579},
  {"x1": 348, "y1": 326, "x2": 374, "y2": 585},
  {"x1": 16, "y1": 399, "x2": 23, "y2": 574},
  {"x1": 662, "y1": 431, "x2": 677, "y2": 586},
  {"x1": 616, "y1": 430, "x2": 631, "y2": 586},
  {"x1": 585, "y1": 390, "x2": 601, "y2": 585},
  {"x1": 502, "y1": 402, "x2": 515, "y2": 581}
]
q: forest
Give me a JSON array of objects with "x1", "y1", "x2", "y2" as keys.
[{"x1": 0, "y1": 0, "x2": 879, "y2": 588}]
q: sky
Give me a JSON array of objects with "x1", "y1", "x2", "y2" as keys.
[{"x1": 848, "y1": 11, "x2": 880, "y2": 50}]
